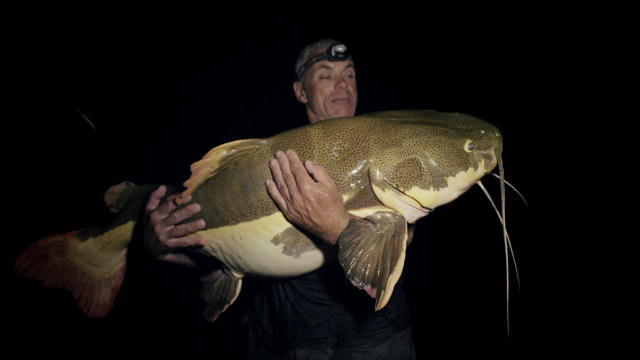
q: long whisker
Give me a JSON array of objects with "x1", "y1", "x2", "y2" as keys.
[
  {"x1": 498, "y1": 154, "x2": 510, "y2": 337},
  {"x1": 478, "y1": 175, "x2": 517, "y2": 337},
  {"x1": 489, "y1": 173, "x2": 529, "y2": 209},
  {"x1": 477, "y1": 180, "x2": 521, "y2": 288},
  {"x1": 499, "y1": 155, "x2": 510, "y2": 336}
]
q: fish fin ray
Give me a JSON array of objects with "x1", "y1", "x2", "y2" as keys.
[
  {"x1": 337, "y1": 211, "x2": 407, "y2": 311},
  {"x1": 177, "y1": 138, "x2": 267, "y2": 203},
  {"x1": 200, "y1": 268, "x2": 243, "y2": 322}
]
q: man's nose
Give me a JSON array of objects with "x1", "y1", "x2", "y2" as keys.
[{"x1": 335, "y1": 76, "x2": 347, "y2": 89}]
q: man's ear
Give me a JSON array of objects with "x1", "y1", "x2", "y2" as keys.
[{"x1": 293, "y1": 81, "x2": 308, "y2": 104}]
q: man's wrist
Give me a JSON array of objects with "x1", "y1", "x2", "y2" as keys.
[{"x1": 324, "y1": 213, "x2": 354, "y2": 245}]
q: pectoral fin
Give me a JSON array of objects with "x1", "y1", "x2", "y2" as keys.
[
  {"x1": 199, "y1": 268, "x2": 243, "y2": 322},
  {"x1": 337, "y1": 211, "x2": 407, "y2": 311}
]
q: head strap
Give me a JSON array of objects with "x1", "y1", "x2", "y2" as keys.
[{"x1": 296, "y1": 42, "x2": 351, "y2": 80}]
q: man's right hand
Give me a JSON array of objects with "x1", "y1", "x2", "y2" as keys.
[{"x1": 144, "y1": 185, "x2": 207, "y2": 266}]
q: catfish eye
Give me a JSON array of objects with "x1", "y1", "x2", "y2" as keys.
[{"x1": 464, "y1": 140, "x2": 475, "y2": 153}]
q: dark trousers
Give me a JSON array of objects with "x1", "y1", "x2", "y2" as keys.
[{"x1": 247, "y1": 327, "x2": 416, "y2": 360}]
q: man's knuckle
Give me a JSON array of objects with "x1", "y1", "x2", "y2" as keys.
[
  {"x1": 183, "y1": 223, "x2": 195, "y2": 234},
  {"x1": 153, "y1": 223, "x2": 164, "y2": 235},
  {"x1": 149, "y1": 209, "x2": 162, "y2": 220},
  {"x1": 173, "y1": 210, "x2": 187, "y2": 222},
  {"x1": 169, "y1": 213, "x2": 181, "y2": 224},
  {"x1": 191, "y1": 222, "x2": 201, "y2": 232},
  {"x1": 157, "y1": 234, "x2": 169, "y2": 244},
  {"x1": 300, "y1": 183, "x2": 313, "y2": 193},
  {"x1": 173, "y1": 226, "x2": 186, "y2": 237}
]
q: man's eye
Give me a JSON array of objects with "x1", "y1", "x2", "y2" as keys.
[{"x1": 319, "y1": 75, "x2": 331, "y2": 80}]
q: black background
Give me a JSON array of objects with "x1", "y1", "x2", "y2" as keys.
[{"x1": 4, "y1": 2, "x2": 606, "y2": 359}]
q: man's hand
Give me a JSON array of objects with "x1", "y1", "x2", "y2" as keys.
[
  {"x1": 144, "y1": 185, "x2": 206, "y2": 266},
  {"x1": 266, "y1": 150, "x2": 350, "y2": 245}
]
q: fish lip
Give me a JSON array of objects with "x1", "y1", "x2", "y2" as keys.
[
  {"x1": 403, "y1": 198, "x2": 431, "y2": 216},
  {"x1": 383, "y1": 179, "x2": 432, "y2": 215}
]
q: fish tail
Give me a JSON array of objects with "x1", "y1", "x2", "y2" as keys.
[{"x1": 13, "y1": 182, "x2": 155, "y2": 318}]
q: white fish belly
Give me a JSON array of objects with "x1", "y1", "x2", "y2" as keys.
[{"x1": 193, "y1": 212, "x2": 326, "y2": 277}]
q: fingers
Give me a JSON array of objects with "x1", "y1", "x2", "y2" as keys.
[
  {"x1": 265, "y1": 149, "x2": 349, "y2": 244},
  {"x1": 272, "y1": 149, "x2": 314, "y2": 194},
  {"x1": 155, "y1": 200, "x2": 206, "y2": 245},
  {"x1": 268, "y1": 150, "x2": 309, "y2": 215},
  {"x1": 146, "y1": 185, "x2": 206, "y2": 251},
  {"x1": 286, "y1": 150, "x2": 313, "y2": 187},
  {"x1": 268, "y1": 157, "x2": 290, "y2": 200},
  {"x1": 154, "y1": 216, "x2": 206, "y2": 250},
  {"x1": 364, "y1": 285, "x2": 377, "y2": 299},
  {"x1": 145, "y1": 185, "x2": 167, "y2": 212},
  {"x1": 167, "y1": 219, "x2": 206, "y2": 240},
  {"x1": 161, "y1": 202, "x2": 202, "y2": 227},
  {"x1": 305, "y1": 160, "x2": 332, "y2": 185},
  {"x1": 277, "y1": 150, "x2": 300, "y2": 199},
  {"x1": 165, "y1": 232, "x2": 206, "y2": 248},
  {"x1": 266, "y1": 179, "x2": 288, "y2": 211}
]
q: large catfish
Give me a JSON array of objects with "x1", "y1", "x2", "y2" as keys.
[{"x1": 14, "y1": 109, "x2": 503, "y2": 322}]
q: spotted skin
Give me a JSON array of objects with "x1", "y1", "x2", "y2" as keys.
[
  {"x1": 183, "y1": 110, "x2": 501, "y2": 279},
  {"x1": 13, "y1": 109, "x2": 503, "y2": 321}
]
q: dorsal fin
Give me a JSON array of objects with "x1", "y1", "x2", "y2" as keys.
[{"x1": 175, "y1": 138, "x2": 267, "y2": 204}]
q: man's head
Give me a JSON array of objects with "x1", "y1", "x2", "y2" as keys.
[{"x1": 293, "y1": 39, "x2": 358, "y2": 124}]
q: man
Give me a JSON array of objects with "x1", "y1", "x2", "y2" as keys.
[{"x1": 144, "y1": 39, "x2": 416, "y2": 359}]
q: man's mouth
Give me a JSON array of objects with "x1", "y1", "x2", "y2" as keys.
[{"x1": 332, "y1": 97, "x2": 350, "y2": 104}]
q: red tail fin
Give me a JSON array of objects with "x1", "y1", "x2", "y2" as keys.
[{"x1": 14, "y1": 223, "x2": 134, "y2": 318}]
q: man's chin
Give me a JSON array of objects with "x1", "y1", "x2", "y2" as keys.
[{"x1": 328, "y1": 106, "x2": 355, "y2": 119}]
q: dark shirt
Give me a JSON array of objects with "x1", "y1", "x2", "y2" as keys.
[{"x1": 244, "y1": 258, "x2": 411, "y2": 352}]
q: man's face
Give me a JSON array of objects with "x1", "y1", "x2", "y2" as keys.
[{"x1": 294, "y1": 58, "x2": 358, "y2": 123}]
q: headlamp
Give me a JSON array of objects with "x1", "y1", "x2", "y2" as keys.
[{"x1": 296, "y1": 43, "x2": 352, "y2": 80}]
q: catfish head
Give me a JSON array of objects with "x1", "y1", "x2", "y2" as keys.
[{"x1": 368, "y1": 110, "x2": 502, "y2": 222}]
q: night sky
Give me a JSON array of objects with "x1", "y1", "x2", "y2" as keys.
[{"x1": 4, "y1": 3, "x2": 599, "y2": 359}]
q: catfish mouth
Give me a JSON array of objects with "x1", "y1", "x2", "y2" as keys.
[{"x1": 383, "y1": 178, "x2": 432, "y2": 217}]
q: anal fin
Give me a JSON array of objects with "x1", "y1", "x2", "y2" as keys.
[
  {"x1": 199, "y1": 268, "x2": 243, "y2": 322},
  {"x1": 337, "y1": 211, "x2": 408, "y2": 311}
]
